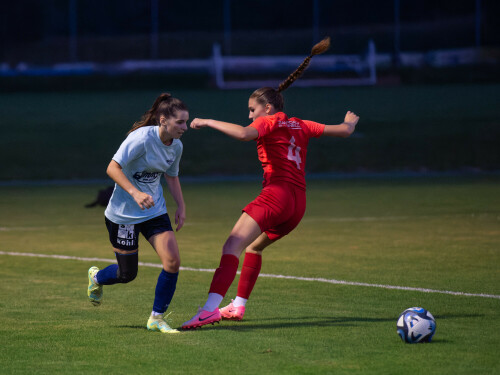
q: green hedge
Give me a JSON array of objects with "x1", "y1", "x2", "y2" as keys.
[{"x1": 1, "y1": 83, "x2": 498, "y2": 181}]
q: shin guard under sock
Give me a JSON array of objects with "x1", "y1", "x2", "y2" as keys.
[
  {"x1": 237, "y1": 252, "x2": 262, "y2": 299},
  {"x1": 96, "y1": 264, "x2": 119, "y2": 285},
  {"x1": 208, "y1": 254, "x2": 239, "y2": 297},
  {"x1": 152, "y1": 270, "x2": 179, "y2": 314},
  {"x1": 96, "y1": 252, "x2": 138, "y2": 285}
]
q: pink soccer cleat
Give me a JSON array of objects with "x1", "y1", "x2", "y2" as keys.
[
  {"x1": 220, "y1": 300, "x2": 246, "y2": 321},
  {"x1": 181, "y1": 307, "x2": 221, "y2": 330}
]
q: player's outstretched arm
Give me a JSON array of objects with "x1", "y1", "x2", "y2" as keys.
[
  {"x1": 322, "y1": 111, "x2": 359, "y2": 138},
  {"x1": 190, "y1": 118, "x2": 258, "y2": 141}
]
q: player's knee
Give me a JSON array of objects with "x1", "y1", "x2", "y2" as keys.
[
  {"x1": 164, "y1": 256, "x2": 180, "y2": 273},
  {"x1": 117, "y1": 269, "x2": 137, "y2": 283},
  {"x1": 115, "y1": 251, "x2": 138, "y2": 283},
  {"x1": 222, "y1": 237, "x2": 243, "y2": 256}
]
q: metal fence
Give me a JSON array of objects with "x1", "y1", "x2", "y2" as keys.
[{"x1": 2, "y1": 0, "x2": 498, "y2": 67}]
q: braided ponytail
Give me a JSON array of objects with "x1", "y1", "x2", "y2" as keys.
[
  {"x1": 250, "y1": 37, "x2": 331, "y2": 112},
  {"x1": 277, "y1": 36, "x2": 331, "y2": 93},
  {"x1": 127, "y1": 93, "x2": 187, "y2": 135}
]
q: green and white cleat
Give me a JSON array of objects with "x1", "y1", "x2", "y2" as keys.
[
  {"x1": 147, "y1": 313, "x2": 180, "y2": 334},
  {"x1": 87, "y1": 266, "x2": 103, "y2": 306}
]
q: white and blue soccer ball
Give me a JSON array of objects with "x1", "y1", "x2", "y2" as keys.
[{"x1": 397, "y1": 307, "x2": 436, "y2": 343}]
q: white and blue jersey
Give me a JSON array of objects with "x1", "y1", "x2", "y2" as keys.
[{"x1": 105, "y1": 126, "x2": 183, "y2": 224}]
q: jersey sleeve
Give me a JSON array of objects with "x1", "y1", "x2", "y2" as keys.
[
  {"x1": 249, "y1": 116, "x2": 273, "y2": 139},
  {"x1": 302, "y1": 120, "x2": 326, "y2": 138},
  {"x1": 112, "y1": 131, "x2": 146, "y2": 167}
]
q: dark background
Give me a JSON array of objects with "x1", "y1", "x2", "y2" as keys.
[
  {"x1": 0, "y1": 1, "x2": 498, "y2": 181},
  {"x1": 2, "y1": 0, "x2": 499, "y2": 62}
]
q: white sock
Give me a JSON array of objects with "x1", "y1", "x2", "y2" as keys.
[
  {"x1": 233, "y1": 296, "x2": 248, "y2": 307},
  {"x1": 202, "y1": 293, "x2": 223, "y2": 312},
  {"x1": 151, "y1": 311, "x2": 163, "y2": 317}
]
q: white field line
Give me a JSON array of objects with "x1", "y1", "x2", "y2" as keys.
[{"x1": 1, "y1": 250, "x2": 499, "y2": 300}]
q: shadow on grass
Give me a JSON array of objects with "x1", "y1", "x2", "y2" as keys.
[
  {"x1": 426, "y1": 339, "x2": 452, "y2": 344},
  {"x1": 115, "y1": 314, "x2": 484, "y2": 332},
  {"x1": 204, "y1": 316, "x2": 397, "y2": 331},
  {"x1": 433, "y1": 314, "x2": 484, "y2": 320},
  {"x1": 114, "y1": 316, "x2": 393, "y2": 332},
  {"x1": 257, "y1": 316, "x2": 396, "y2": 323},
  {"x1": 116, "y1": 325, "x2": 148, "y2": 330}
]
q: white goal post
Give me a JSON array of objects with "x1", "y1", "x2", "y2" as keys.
[
  {"x1": 1, "y1": 41, "x2": 377, "y2": 90},
  {"x1": 212, "y1": 40, "x2": 376, "y2": 89}
]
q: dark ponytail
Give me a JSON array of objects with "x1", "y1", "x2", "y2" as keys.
[
  {"x1": 278, "y1": 36, "x2": 331, "y2": 92},
  {"x1": 127, "y1": 93, "x2": 188, "y2": 135},
  {"x1": 250, "y1": 37, "x2": 331, "y2": 112}
]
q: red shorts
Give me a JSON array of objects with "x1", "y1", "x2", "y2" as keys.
[{"x1": 243, "y1": 182, "x2": 306, "y2": 241}]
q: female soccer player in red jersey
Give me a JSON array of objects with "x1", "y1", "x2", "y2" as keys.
[{"x1": 182, "y1": 37, "x2": 359, "y2": 329}]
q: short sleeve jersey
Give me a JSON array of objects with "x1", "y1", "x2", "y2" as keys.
[
  {"x1": 104, "y1": 126, "x2": 183, "y2": 224},
  {"x1": 249, "y1": 112, "x2": 325, "y2": 190}
]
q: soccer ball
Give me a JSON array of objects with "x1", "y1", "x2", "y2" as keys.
[{"x1": 397, "y1": 307, "x2": 436, "y2": 343}]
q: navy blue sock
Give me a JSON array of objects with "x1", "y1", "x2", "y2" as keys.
[
  {"x1": 96, "y1": 264, "x2": 119, "y2": 285},
  {"x1": 153, "y1": 270, "x2": 179, "y2": 314},
  {"x1": 96, "y1": 252, "x2": 138, "y2": 285}
]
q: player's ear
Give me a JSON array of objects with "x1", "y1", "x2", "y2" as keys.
[{"x1": 265, "y1": 104, "x2": 272, "y2": 114}]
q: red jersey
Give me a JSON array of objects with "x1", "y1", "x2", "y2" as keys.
[{"x1": 249, "y1": 112, "x2": 325, "y2": 190}]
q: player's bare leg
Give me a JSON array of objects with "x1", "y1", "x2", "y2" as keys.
[
  {"x1": 182, "y1": 213, "x2": 261, "y2": 329},
  {"x1": 221, "y1": 233, "x2": 275, "y2": 320}
]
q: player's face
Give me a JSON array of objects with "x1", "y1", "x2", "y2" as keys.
[
  {"x1": 248, "y1": 98, "x2": 268, "y2": 122},
  {"x1": 160, "y1": 110, "x2": 189, "y2": 139}
]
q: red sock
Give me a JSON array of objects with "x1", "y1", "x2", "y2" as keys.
[
  {"x1": 237, "y1": 252, "x2": 262, "y2": 299},
  {"x1": 209, "y1": 254, "x2": 239, "y2": 297}
]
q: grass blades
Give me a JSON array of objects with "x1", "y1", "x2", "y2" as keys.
[{"x1": 0, "y1": 177, "x2": 499, "y2": 374}]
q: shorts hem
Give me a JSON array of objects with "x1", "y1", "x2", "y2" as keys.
[{"x1": 242, "y1": 208, "x2": 265, "y2": 233}]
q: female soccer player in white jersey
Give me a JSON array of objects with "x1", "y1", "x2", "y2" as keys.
[
  {"x1": 182, "y1": 37, "x2": 360, "y2": 329},
  {"x1": 87, "y1": 93, "x2": 188, "y2": 334}
]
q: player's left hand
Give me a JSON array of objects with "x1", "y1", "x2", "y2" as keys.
[
  {"x1": 344, "y1": 111, "x2": 359, "y2": 126},
  {"x1": 175, "y1": 206, "x2": 186, "y2": 231}
]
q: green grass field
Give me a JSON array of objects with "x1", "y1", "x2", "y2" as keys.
[{"x1": 1, "y1": 176, "x2": 499, "y2": 374}]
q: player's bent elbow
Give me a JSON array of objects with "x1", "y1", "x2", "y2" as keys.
[
  {"x1": 340, "y1": 129, "x2": 355, "y2": 138},
  {"x1": 106, "y1": 164, "x2": 115, "y2": 178},
  {"x1": 323, "y1": 124, "x2": 355, "y2": 138},
  {"x1": 239, "y1": 134, "x2": 253, "y2": 142},
  {"x1": 339, "y1": 125, "x2": 355, "y2": 138},
  {"x1": 106, "y1": 164, "x2": 113, "y2": 177},
  {"x1": 329, "y1": 129, "x2": 352, "y2": 138},
  {"x1": 107, "y1": 160, "x2": 120, "y2": 175}
]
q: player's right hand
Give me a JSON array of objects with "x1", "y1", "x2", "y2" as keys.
[
  {"x1": 190, "y1": 118, "x2": 210, "y2": 129},
  {"x1": 133, "y1": 191, "x2": 155, "y2": 210}
]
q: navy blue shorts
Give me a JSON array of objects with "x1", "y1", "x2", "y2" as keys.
[{"x1": 105, "y1": 213, "x2": 173, "y2": 251}]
